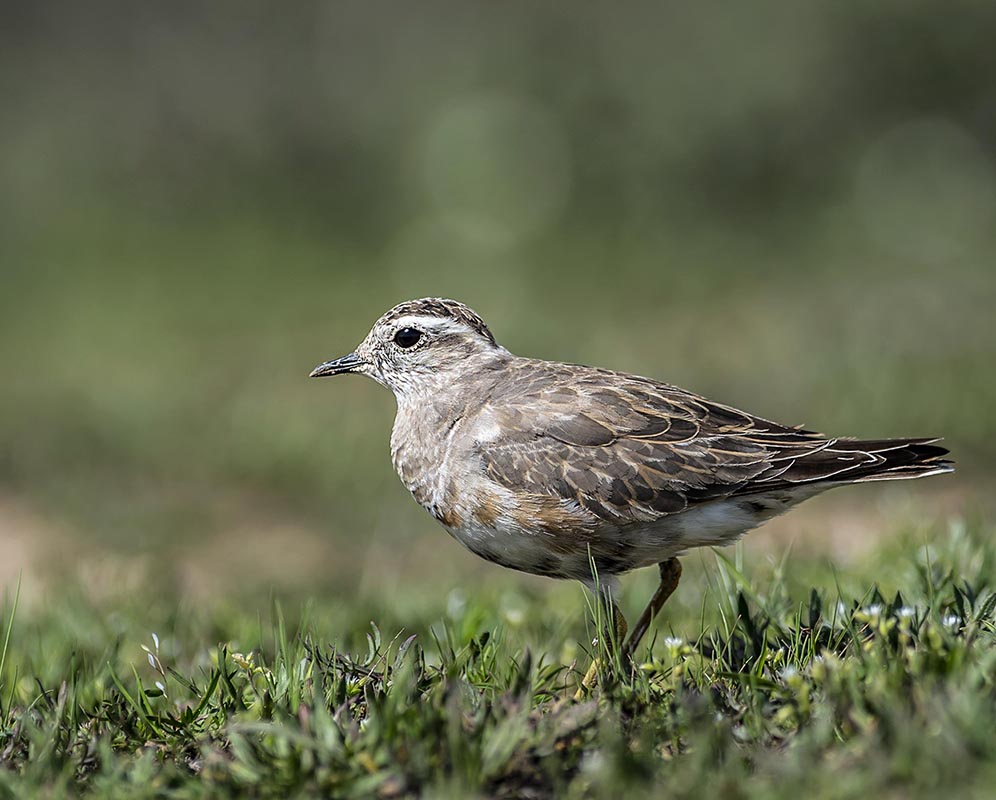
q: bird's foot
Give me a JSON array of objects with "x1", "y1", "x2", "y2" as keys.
[
  {"x1": 574, "y1": 656, "x2": 602, "y2": 700},
  {"x1": 573, "y1": 612, "x2": 628, "y2": 700}
]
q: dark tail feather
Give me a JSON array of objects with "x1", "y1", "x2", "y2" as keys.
[
  {"x1": 826, "y1": 437, "x2": 954, "y2": 484},
  {"x1": 741, "y1": 437, "x2": 955, "y2": 494}
]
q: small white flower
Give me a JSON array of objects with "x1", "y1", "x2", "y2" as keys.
[
  {"x1": 897, "y1": 606, "x2": 916, "y2": 619},
  {"x1": 863, "y1": 604, "x2": 884, "y2": 617},
  {"x1": 835, "y1": 602, "x2": 849, "y2": 618},
  {"x1": 663, "y1": 636, "x2": 684, "y2": 648},
  {"x1": 942, "y1": 614, "x2": 960, "y2": 628},
  {"x1": 780, "y1": 665, "x2": 799, "y2": 680},
  {"x1": 502, "y1": 607, "x2": 525, "y2": 626}
]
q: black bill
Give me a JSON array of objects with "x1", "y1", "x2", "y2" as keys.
[{"x1": 309, "y1": 352, "x2": 365, "y2": 377}]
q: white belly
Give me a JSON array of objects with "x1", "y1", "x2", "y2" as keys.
[{"x1": 440, "y1": 484, "x2": 826, "y2": 583}]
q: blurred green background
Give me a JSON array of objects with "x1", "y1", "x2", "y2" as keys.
[{"x1": 1, "y1": 1, "x2": 993, "y2": 610}]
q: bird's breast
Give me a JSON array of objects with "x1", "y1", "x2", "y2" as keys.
[{"x1": 390, "y1": 406, "x2": 466, "y2": 527}]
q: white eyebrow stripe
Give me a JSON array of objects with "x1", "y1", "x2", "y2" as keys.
[{"x1": 391, "y1": 315, "x2": 477, "y2": 337}]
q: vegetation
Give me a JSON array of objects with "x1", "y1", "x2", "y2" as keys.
[{"x1": 2, "y1": 516, "x2": 995, "y2": 798}]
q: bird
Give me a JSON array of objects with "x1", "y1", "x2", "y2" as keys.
[{"x1": 310, "y1": 297, "x2": 953, "y2": 687}]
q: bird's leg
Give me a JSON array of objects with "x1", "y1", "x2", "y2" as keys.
[
  {"x1": 574, "y1": 559, "x2": 683, "y2": 697},
  {"x1": 574, "y1": 599, "x2": 628, "y2": 699},
  {"x1": 623, "y1": 558, "x2": 682, "y2": 658}
]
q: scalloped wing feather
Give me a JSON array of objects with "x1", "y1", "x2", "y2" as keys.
[{"x1": 476, "y1": 361, "x2": 952, "y2": 525}]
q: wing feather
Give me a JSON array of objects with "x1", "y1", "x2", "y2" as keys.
[{"x1": 475, "y1": 360, "x2": 950, "y2": 524}]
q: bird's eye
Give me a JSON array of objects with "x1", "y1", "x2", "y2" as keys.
[{"x1": 393, "y1": 327, "x2": 423, "y2": 349}]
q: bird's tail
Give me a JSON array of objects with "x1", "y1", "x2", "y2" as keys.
[{"x1": 822, "y1": 437, "x2": 954, "y2": 483}]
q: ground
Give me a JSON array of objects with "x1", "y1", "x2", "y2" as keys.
[{"x1": 2, "y1": 490, "x2": 994, "y2": 798}]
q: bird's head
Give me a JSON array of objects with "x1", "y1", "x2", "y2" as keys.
[{"x1": 310, "y1": 298, "x2": 507, "y2": 397}]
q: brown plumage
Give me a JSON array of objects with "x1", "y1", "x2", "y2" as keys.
[
  {"x1": 477, "y1": 360, "x2": 951, "y2": 525},
  {"x1": 310, "y1": 298, "x2": 953, "y2": 676}
]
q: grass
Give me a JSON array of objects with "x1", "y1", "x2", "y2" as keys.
[{"x1": 2, "y1": 514, "x2": 995, "y2": 798}]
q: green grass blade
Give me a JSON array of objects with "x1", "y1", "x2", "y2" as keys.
[{"x1": 0, "y1": 571, "x2": 22, "y2": 721}]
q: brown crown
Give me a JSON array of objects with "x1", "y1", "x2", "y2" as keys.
[{"x1": 381, "y1": 298, "x2": 496, "y2": 345}]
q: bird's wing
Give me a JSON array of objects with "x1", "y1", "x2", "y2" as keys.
[{"x1": 475, "y1": 362, "x2": 912, "y2": 524}]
